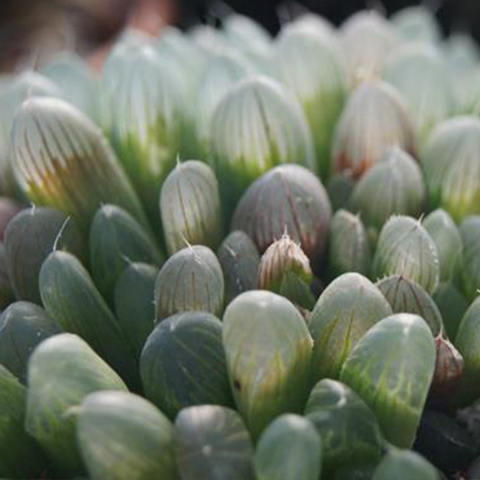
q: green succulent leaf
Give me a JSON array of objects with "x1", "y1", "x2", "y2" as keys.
[
  {"x1": 39, "y1": 251, "x2": 139, "y2": 389},
  {"x1": 114, "y1": 262, "x2": 158, "y2": 360},
  {"x1": 174, "y1": 405, "x2": 255, "y2": 480},
  {"x1": 454, "y1": 297, "x2": 480, "y2": 406},
  {"x1": 309, "y1": 273, "x2": 392, "y2": 380},
  {"x1": 423, "y1": 209, "x2": 462, "y2": 283},
  {"x1": 210, "y1": 77, "x2": 315, "y2": 215},
  {"x1": 140, "y1": 311, "x2": 233, "y2": 418},
  {"x1": 458, "y1": 215, "x2": 480, "y2": 301},
  {"x1": 154, "y1": 245, "x2": 224, "y2": 322},
  {"x1": 77, "y1": 391, "x2": 178, "y2": 480},
  {"x1": 372, "y1": 448, "x2": 438, "y2": 480},
  {"x1": 305, "y1": 379, "x2": 384, "y2": 474},
  {"x1": 373, "y1": 215, "x2": 440, "y2": 294},
  {"x1": 25, "y1": 334, "x2": 128, "y2": 477},
  {"x1": 420, "y1": 117, "x2": 480, "y2": 222},
  {"x1": 340, "y1": 313, "x2": 436, "y2": 448},
  {"x1": 376, "y1": 275, "x2": 443, "y2": 336},
  {"x1": 0, "y1": 364, "x2": 47, "y2": 479},
  {"x1": 433, "y1": 282, "x2": 469, "y2": 340},
  {"x1": 327, "y1": 209, "x2": 371, "y2": 278},
  {"x1": 351, "y1": 147, "x2": 425, "y2": 230},
  {"x1": 274, "y1": 26, "x2": 347, "y2": 178},
  {"x1": 222, "y1": 290, "x2": 313, "y2": 439},
  {"x1": 217, "y1": 231, "x2": 260, "y2": 304},
  {"x1": 11, "y1": 97, "x2": 149, "y2": 233},
  {"x1": 5, "y1": 206, "x2": 86, "y2": 304},
  {"x1": 0, "y1": 301, "x2": 62, "y2": 383},
  {"x1": 90, "y1": 204, "x2": 163, "y2": 304},
  {"x1": 160, "y1": 160, "x2": 223, "y2": 255},
  {"x1": 254, "y1": 414, "x2": 322, "y2": 480}
]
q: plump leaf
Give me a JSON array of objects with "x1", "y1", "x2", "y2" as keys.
[
  {"x1": 254, "y1": 414, "x2": 322, "y2": 480},
  {"x1": 174, "y1": 405, "x2": 255, "y2": 480},
  {"x1": 340, "y1": 314, "x2": 436, "y2": 448},
  {"x1": 310, "y1": 273, "x2": 392, "y2": 380},
  {"x1": 25, "y1": 334, "x2": 128, "y2": 477},
  {"x1": 223, "y1": 290, "x2": 312, "y2": 439},
  {"x1": 77, "y1": 391, "x2": 178, "y2": 480},
  {"x1": 0, "y1": 301, "x2": 62, "y2": 383},
  {"x1": 140, "y1": 311, "x2": 233, "y2": 418},
  {"x1": 305, "y1": 379, "x2": 384, "y2": 474}
]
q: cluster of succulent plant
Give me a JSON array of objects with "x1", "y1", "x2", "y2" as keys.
[{"x1": 2, "y1": 4, "x2": 480, "y2": 480}]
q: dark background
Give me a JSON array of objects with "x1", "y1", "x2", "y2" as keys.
[
  {"x1": 181, "y1": 0, "x2": 480, "y2": 35},
  {"x1": 0, "y1": 0, "x2": 479, "y2": 72}
]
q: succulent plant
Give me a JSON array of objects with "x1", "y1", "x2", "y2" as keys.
[
  {"x1": 453, "y1": 297, "x2": 480, "y2": 406},
  {"x1": 458, "y1": 215, "x2": 480, "y2": 300},
  {"x1": 232, "y1": 164, "x2": 331, "y2": 268},
  {"x1": 154, "y1": 245, "x2": 224, "y2": 322},
  {"x1": 305, "y1": 379, "x2": 384, "y2": 474},
  {"x1": 25, "y1": 333, "x2": 128, "y2": 477},
  {"x1": 327, "y1": 210, "x2": 371, "y2": 278},
  {"x1": 254, "y1": 414, "x2": 322, "y2": 480},
  {"x1": 218, "y1": 231, "x2": 260, "y2": 304},
  {"x1": 420, "y1": 117, "x2": 480, "y2": 222},
  {"x1": 333, "y1": 80, "x2": 415, "y2": 179},
  {"x1": 102, "y1": 42, "x2": 183, "y2": 225},
  {"x1": 174, "y1": 405, "x2": 255, "y2": 480},
  {"x1": 340, "y1": 11, "x2": 398, "y2": 83},
  {"x1": 340, "y1": 314, "x2": 436, "y2": 448},
  {"x1": 0, "y1": 301, "x2": 62, "y2": 383},
  {"x1": 90, "y1": 204, "x2": 163, "y2": 304},
  {"x1": 40, "y1": 52, "x2": 99, "y2": 122},
  {"x1": 5, "y1": 206, "x2": 86, "y2": 304},
  {"x1": 114, "y1": 262, "x2": 158, "y2": 360},
  {"x1": 223, "y1": 290, "x2": 312, "y2": 439},
  {"x1": 10, "y1": 97, "x2": 149, "y2": 232},
  {"x1": 77, "y1": 391, "x2": 178, "y2": 480},
  {"x1": 160, "y1": 160, "x2": 223, "y2": 255},
  {"x1": 140, "y1": 311, "x2": 232, "y2": 418},
  {"x1": 373, "y1": 216, "x2": 440, "y2": 294},
  {"x1": 39, "y1": 251, "x2": 139, "y2": 389},
  {"x1": 274, "y1": 26, "x2": 347, "y2": 178},
  {"x1": 372, "y1": 448, "x2": 438, "y2": 480},
  {"x1": 0, "y1": 363, "x2": 48, "y2": 479},
  {"x1": 258, "y1": 233, "x2": 314, "y2": 309},
  {"x1": 423, "y1": 209, "x2": 462, "y2": 283},
  {"x1": 210, "y1": 77, "x2": 315, "y2": 215},
  {"x1": 391, "y1": 6, "x2": 441, "y2": 45},
  {"x1": 433, "y1": 282, "x2": 469, "y2": 339},
  {"x1": 350, "y1": 147, "x2": 425, "y2": 230},
  {"x1": 383, "y1": 44, "x2": 454, "y2": 142},
  {"x1": 309, "y1": 273, "x2": 392, "y2": 381}
]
